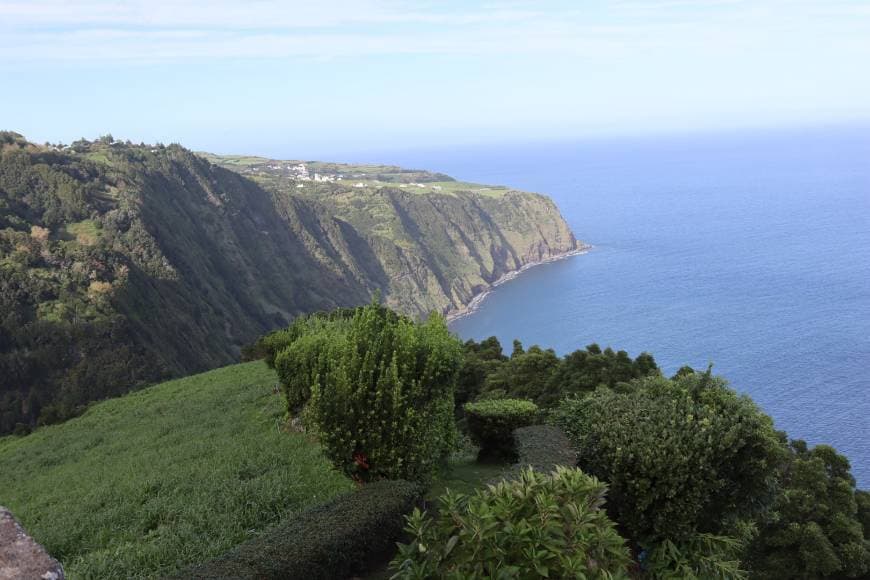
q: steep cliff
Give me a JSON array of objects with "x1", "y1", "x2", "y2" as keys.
[
  {"x1": 0, "y1": 133, "x2": 582, "y2": 431},
  {"x1": 207, "y1": 154, "x2": 582, "y2": 316}
]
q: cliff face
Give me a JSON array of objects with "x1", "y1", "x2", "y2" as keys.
[
  {"x1": 324, "y1": 188, "x2": 579, "y2": 316},
  {"x1": 0, "y1": 133, "x2": 582, "y2": 431},
  {"x1": 208, "y1": 154, "x2": 581, "y2": 317}
]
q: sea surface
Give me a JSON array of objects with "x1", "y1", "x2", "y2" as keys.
[{"x1": 371, "y1": 126, "x2": 870, "y2": 486}]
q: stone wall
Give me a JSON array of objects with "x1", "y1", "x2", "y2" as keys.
[{"x1": 0, "y1": 507, "x2": 64, "y2": 580}]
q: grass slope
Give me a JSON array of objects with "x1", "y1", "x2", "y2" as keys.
[{"x1": 0, "y1": 361, "x2": 352, "y2": 579}]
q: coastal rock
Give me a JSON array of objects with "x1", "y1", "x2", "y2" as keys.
[{"x1": 0, "y1": 507, "x2": 64, "y2": 580}]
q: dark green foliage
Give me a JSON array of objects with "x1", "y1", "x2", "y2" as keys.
[
  {"x1": 248, "y1": 307, "x2": 361, "y2": 368},
  {"x1": 545, "y1": 344, "x2": 659, "y2": 402},
  {"x1": 747, "y1": 441, "x2": 870, "y2": 579},
  {"x1": 505, "y1": 424, "x2": 576, "y2": 478},
  {"x1": 455, "y1": 336, "x2": 507, "y2": 406},
  {"x1": 275, "y1": 303, "x2": 462, "y2": 483},
  {"x1": 0, "y1": 139, "x2": 168, "y2": 430},
  {"x1": 643, "y1": 534, "x2": 747, "y2": 580},
  {"x1": 464, "y1": 338, "x2": 660, "y2": 408},
  {"x1": 175, "y1": 480, "x2": 421, "y2": 580},
  {"x1": 483, "y1": 344, "x2": 562, "y2": 405},
  {"x1": 858, "y1": 490, "x2": 870, "y2": 540},
  {"x1": 672, "y1": 365, "x2": 697, "y2": 379},
  {"x1": 0, "y1": 131, "x2": 28, "y2": 146},
  {"x1": 555, "y1": 372, "x2": 787, "y2": 556},
  {"x1": 464, "y1": 398, "x2": 538, "y2": 458},
  {"x1": 391, "y1": 466, "x2": 631, "y2": 579}
]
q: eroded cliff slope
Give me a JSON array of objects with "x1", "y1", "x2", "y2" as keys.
[{"x1": 0, "y1": 133, "x2": 581, "y2": 431}]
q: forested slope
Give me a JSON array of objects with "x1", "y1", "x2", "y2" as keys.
[{"x1": 0, "y1": 132, "x2": 581, "y2": 432}]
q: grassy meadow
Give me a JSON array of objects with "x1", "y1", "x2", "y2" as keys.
[{"x1": 0, "y1": 361, "x2": 352, "y2": 579}]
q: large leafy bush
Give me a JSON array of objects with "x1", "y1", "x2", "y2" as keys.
[
  {"x1": 555, "y1": 372, "x2": 786, "y2": 558},
  {"x1": 274, "y1": 303, "x2": 462, "y2": 483},
  {"x1": 463, "y1": 398, "x2": 538, "y2": 458},
  {"x1": 390, "y1": 466, "x2": 630, "y2": 579},
  {"x1": 746, "y1": 440, "x2": 870, "y2": 579}
]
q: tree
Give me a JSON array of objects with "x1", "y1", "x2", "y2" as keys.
[
  {"x1": 455, "y1": 337, "x2": 506, "y2": 406},
  {"x1": 555, "y1": 372, "x2": 787, "y2": 570},
  {"x1": 747, "y1": 441, "x2": 870, "y2": 579},
  {"x1": 483, "y1": 345, "x2": 561, "y2": 405},
  {"x1": 274, "y1": 303, "x2": 462, "y2": 484},
  {"x1": 464, "y1": 341, "x2": 660, "y2": 409},
  {"x1": 547, "y1": 343, "x2": 659, "y2": 397}
]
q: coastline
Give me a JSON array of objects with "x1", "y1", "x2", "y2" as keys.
[{"x1": 445, "y1": 244, "x2": 591, "y2": 323}]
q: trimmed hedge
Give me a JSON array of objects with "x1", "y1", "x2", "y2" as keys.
[
  {"x1": 171, "y1": 479, "x2": 421, "y2": 580},
  {"x1": 495, "y1": 425, "x2": 577, "y2": 484},
  {"x1": 512, "y1": 424, "x2": 577, "y2": 472},
  {"x1": 464, "y1": 398, "x2": 538, "y2": 457}
]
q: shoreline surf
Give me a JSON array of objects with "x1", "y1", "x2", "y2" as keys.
[{"x1": 446, "y1": 245, "x2": 591, "y2": 323}]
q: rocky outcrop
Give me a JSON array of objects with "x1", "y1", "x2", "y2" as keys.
[{"x1": 0, "y1": 507, "x2": 64, "y2": 580}]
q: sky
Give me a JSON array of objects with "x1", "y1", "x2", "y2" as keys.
[{"x1": 3, "y1": 0, "x2": 870, "y2": 158}]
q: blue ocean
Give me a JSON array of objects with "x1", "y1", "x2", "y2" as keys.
[{"x1": 374, "y1": 126, "x2": 870, "y2": 486}]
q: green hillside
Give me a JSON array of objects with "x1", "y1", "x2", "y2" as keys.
[
  {"x1": 0, "y1": 132, "x2": 581, "y2": 433},
  {"x1": 0, "y1": 361, "x2": 351, "y2": 579}
]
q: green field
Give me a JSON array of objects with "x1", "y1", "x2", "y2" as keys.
[
  {"x1": 0, "y1": 362, "x2": 352, "y2": 579},
  {"x1": 201, "y1": 151, "x2": 516, "y2": 198}
]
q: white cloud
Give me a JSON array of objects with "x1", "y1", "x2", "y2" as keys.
[
  {"x1": 0, "y1": 0, "x2": 540, "y2": 29},
  {"x1": 0, "y1": 0, "x2": 868, "y2": 64}
]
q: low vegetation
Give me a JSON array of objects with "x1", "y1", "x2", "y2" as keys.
[
  {"x1": 259, "y1": 308, "x2": 870, "y2": 579},
  {"x1": 0, "y1": 361, "x2": 352, "y2": 578},
  {"x1": 3, "y1": 303, "x2": 868, "y2": 579},
  {"x1": 391, "y1": 467, "x2": 631, "y2": 579},
  {"x1": 175, "y1": 479, "x2": 421, "y2": 580}
]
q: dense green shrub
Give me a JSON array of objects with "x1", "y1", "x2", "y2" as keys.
[
  {"x1": 174, "y1": 480, "x2": 421, "y2": 580},
  {"x1": 275, "y1": 303, "x2": 462, "y2": 483},
  {"x1": 390, "y1": 466, "x2": 630, "y2": 579},
  {"x1": 857, "y1": 490, "x2": 870, "y2": 540},
  {"x1": 455, "y1": 336, "x2": 507, "y2": 406},
  {"x1": 555, "y1": 372, "x2": 786, "y2": 560},
  {"x1": 482, "y1": 343, "x2": 562, "y2": 405},
  {"x1": 746, "y1": 441, "x2": 870, "y2": 579},
  {"x1": 503, "y1": 424, "x2": 576, "y2": 479},
  {"x1": 461, "y1": 338, "x2": 660, "y2": 408},
  {"x1": 251, "y1": 307, "x2": 362, "y2": 368},
  {"x1": 464, "y1": 398, "x2": 538, "y2": 458},
  {"x1": 642, "y1": 534, "x2": 747, "y2": 580}
]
